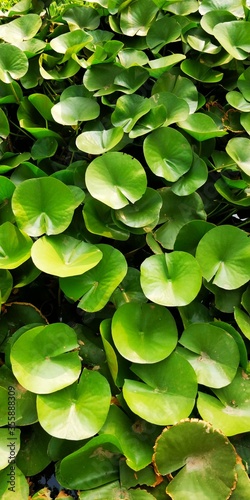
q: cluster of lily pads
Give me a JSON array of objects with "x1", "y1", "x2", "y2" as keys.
[{"x1": 0, "y1": 0, "x2": 250, "y2": 498}]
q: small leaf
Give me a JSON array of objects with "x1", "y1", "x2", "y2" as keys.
[{"x1": 76, "y1": 127, "x2": 123, "y2": 155}]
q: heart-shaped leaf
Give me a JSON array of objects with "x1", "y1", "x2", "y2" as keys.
[
  {"x1": 196, "y1": 225, "x2": 250, "y2": 289},
  {"x1": 140, "y1": 252, "x2": 202, "y2": 307},
  {"x1": 226, "y1": 137, "x2": 250, "y2": 176},
  {"x1": 143, "y1": 128, "x2": 193, "y2": 182},
  {"x1": 0, "y1": 14, "x2": 42, "y2": 44},
  {"x1": 177, "y1": 113, "x2": 227, "y2": 141},
  {"x1": 153, "y1": 420, "x2": 237, "y2": 500},
  {"x1": 31, "y1": 235, "x2": 102, "y2": 278},
  {"x1": 12, "y1": 177, "x2": 76, "y2": 236},
  {"x1": 178, "y1": 323, "x2": 240, "y2": 388},
  {"x1": 123, "y1": 352, "x2": 197, "y2": 425},
  {"x1": 111, "y1": 302, "x2": 177, "y2": 363},
  {"x1": 213, "y1": 21, "x2": 250, "y2": 60},
  {"x1": 51, "y1": 96, "x2": 100, "y2": 126},
  {"x1": 85, "y1": 152, "x2": 147, "y2": 209},
  {"x1": 120, "y1": 0, "x2": 158, "y2": 36},
  {"x1": 37, "y1": 369, "x2": 111, "y2": 439},
  {"x1": 111, "y1": 95, "x2": 151, "y2": 133},
  {"x1": 10, "y1": 323, "x2": 81, "y2": 394}
]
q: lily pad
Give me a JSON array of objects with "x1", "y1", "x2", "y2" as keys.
[
  {"x1": 111, "y1": 95, "x2": 151, "y2": 133},
  {"x1": 10, "y1": 323, "x2": 81, "y2": 394},
  {"x1": 0, "y1": 222, "x2": 32, "y2": 269},
  {"x1": 174, "y1": 220, "x2": 215, "y2": 255},
  {"x1": 115, "y1": 188, "x2": 162, "y2": 229},
  {"x1": 198, "y1": 368, "x2": 250, "y2": 435},
  {"x1": 171, "y1": 153, "x2": 208, "y2": 195},
  {"x1": 226, "y1": 137, "x2": 250, "y2": 176},
  {"x1": 59, "y1": 244, "x2": 127, "y2": 312},
  {"x1": 195, "y1": 225, "x2": 250, "y2": 289},
  {"x1": 177, "y1": 113, "x2": 227, "y2": 141},
  {"x1": 16, "y1": 423, "x2": 51, "y2": 476},
  {"x1": 0, "y1": 465, "x2": 28, "y2": 499},
  {"x1": 0, "y1": 364, "x2": 37, "y2": 426},
  {"x1": 83, "y1": 198, "x2": 130, "y2": 240},
  {"x1": 0, "y1": 44, "x2": 28, "y2": 83},
  {"x1": 111, "y1": 302, "x2": 177, "y2": 364},
  {"x1": 57, "y1": 435, "x2": 122, "y2": 489},
  {"x1": 123, "y1": 352, "x2": 197, "y2": 425},
  {"x1": 76, "y1": 127, "x2": 123, "y2": 155},
  {"x1": 111, "y1": 267, "x2": 147, "y2": 308},
  {"x1": 140, "y1": 251, "x2": 202, "y2": 307},
  {"x1": 213, "y1": 21, "x2": 250, "y2": 60},
  {"x1": 153, "y1": 419, "x2": 237, "y2": 500},
  {"x1": 85, "y1": 152, "x2": 147, "y2": 209},
  {"x1": 234, "y1": 307, "x2": 250, "y2": 341},
  {"x1": 51, "y1": 95, "x2": 100, "y2": 126},
  {"x1": 0, "y1": 427, "x2": 20, "y2": 471},
  {"x1": 31, "y1": 235, "x2": 102, "y2": 278},
  {"x1": 178, "y1": 323, "x2": 240, "y2": 388},
  {"x1": 37, "y1": 369, "x2": 111, "y2": 440},
  {"x1": 12, "y1": 177, "x2": 76, "y2": 236},
  {"x1": 143, "y1": 128, "x2": 193, "y2": 182}
]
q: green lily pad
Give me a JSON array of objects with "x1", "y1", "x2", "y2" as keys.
[
  {"x1": 152, "y1": 71, "x2": 198, "y2": 114},
  {"x1": 111, "y1": 95, "x2": 151, "y2": 133},
  {"x1": 178, "y1": 323, "x2": 240, "y2": 388},
  {"x1": 195, "y1": 225, "x2": 250, "y2": 289},
  {"x1": 0, "y1": 14, "x2": 41, "y2": 44},
  {"x1": 100, "y1": 318, "x2": 130, "y2": 387},
  {"x1": 146, "y1": 15, "x2": 181, "y2": 53},
  {"x1": 57, "y1": 435, "x2": 122, "y2": 489},
  {"x1": 12, "y1": 177, "x2": 76, "y2": 236},
  {"x1": 83, "y1": 197, "x2": 130, "y2": 240},
  {"x1": 143, "y1": 128, "x2": 193, "y2": 182},
  {"x1": 0, "y1": 222, "x2": 32, "y2": 269},
  {"x1": 204, "y1": 280, "x2": 244, "y2": 313},
  {"x1": 198, "y1": 368, "x2": 250, "y2": 435},
  {"x1": 111, "y1": 267, "x2": 147, "y2": 309},
  {"x1": 171, "y1": 153, "x2": 208, "y2": 195},
  {"x1": 100, "y1": 404, "x2": 158, "y2": 471},
  {"x1": 155, "y1": 188, "x2": 206, "y2": 250},
  {"x1": 31, "y1": 137, "x2": 58, "y2": 160},
  {"x1": 140, "y1": 252, "x2": 202, "y2": 307},
  {"x1": 10, "y1": 323, "x2": 81, "y2": 394},
  {"x1": 177, "y1": 113, "x2": 227, "y2": 141},
  {"x1": 174, "y1": 220, "x2": 215, "y2": 255},
  {"x1": 115, "y1": 188, "x2": 162, "y2": 229},
  {"x1": 153, "y1": 420, "x2": 237, "y2": 500},
  {"x1": 62, "y1": 5, "x2": 100, "y2": 30},
  {"x1": 16, "y1": 423, "x2": 51, "y2": 476},
  {"x1": 60, "y1": 243, "x2": 127, "y2": 312},
  {"x1": 123, "y1": 352, "x2": 197, "y2": 425},
  {"x1": 0, "y1": 44, "x2": 28, "y2": 83},
  {"x1": 78, "y1": 482, "x2": 155, "y2": 499},
  {"x1": 76, "y1": 127, "x2": 123, "y2": 155},
  {"x1": 226, "y1": 137, "x2": 250, "y2": 176},
  {"x1": 51, "y1": 95, "x2": 100, "y2": 126},
  {"x1": 180, "y1": 59, "x2": 223, "y2": 83},
  {"x1": 226, "y1": 91, "x2": 250, "y2": 112},
  {"x1": 150, "y1": 92, "x2": 189, "y2": 127},
  {"x1": 31, "y1": 235, "x2": 102, "y2": 278},
  {"x1": 213, "y1": 21, "x2": 250, "y2": 60},
  {"x1": 37, "y1": 369, "x2": 111, "y2": 440},
  {"x1": 111, "y1": 302, "x2": 177, "y2": 364},
  {"x1": 0, "y1": 427, "x2": 20, "y2": 471},
  {"x1": 85, "y1": 152, "x2": 147, "y2": 209},
  {"x1": 231, "y1": 462, "x2": 250, "y2": 499},
  {"x1": 0, "y1": 364, "x2": 37, "y2": 425},
  {"x1": 120, "y1": 0, "x2": 158, "y2": 36},
  {"x1": 50, "y1": 29, "x2": 92, "y2": 61}
]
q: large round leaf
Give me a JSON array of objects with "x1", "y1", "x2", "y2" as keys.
[
  {"x1": 12, "y1": 177, "x2": 76, "y2": 236},
  {"x1": 111, "y1": 302, "x2": 177, "y2": 363},
  {"x1": 195, "y1": 225, "x2": 250, "y2": 289},
  {"x1": 0, "y1": 222, "x2": 32, "y2": 269},
  {"x1": 143, "y1": 128, "x2": 193, "y2": 182},
  {"x1": 140, "y1": 252, "x2": 202, "y2": 307},
  {"x1": 10, "y1": 323, "x2": 81, "y2": 394},
  {"x1": 0, "y1": 44, "x2": 28, "y2": 83},
  {"x1": 111, "y1": 95, "x2": 151, "y2": 133},
  {"x1": 0, "y1": 14, "x2": 42, "y2": 44},
  {"x1": 226, "y1": 137, "x2": 250, "y2": 176},
  {"x1": 76, "y1": 127, "x2": 123, "y2": 155},
  {"x1": 85, "y1": 152, "x2": 147, "y2": 209},
  {"x1": 37, "y1": 369, "x2": 111, "y2": 440},
  {"x1": 198, "y1": 368, "x2": 250, "y2": 435},
  {"x1": 60, "y1": 244, "x2": 127, "y2": 312},
  {"x1": 179, "y1": 323, "x2": 240, "y2": 388},
  {"x1": 153, "y1": 420, "x2": 237, "y2": 500},
  {"x1": 177, "y1": 113, "x2": 227, "y2": 141},
  {"x1": 123, "y1": 352, "x2": 197, "y2": 425},
  {"x1": 174, "y1": 220, "x2": 215, "y2": 255},
  {"x1": 31, "y1": 235, "x2": 102, "y2": 278}
]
